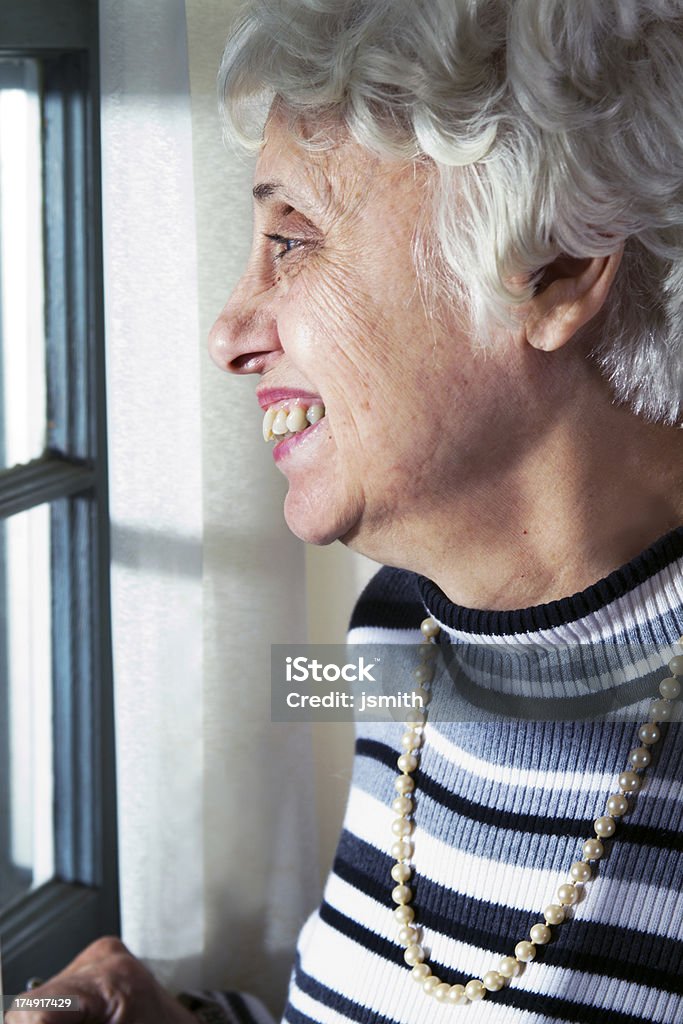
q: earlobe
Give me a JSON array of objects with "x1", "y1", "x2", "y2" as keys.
[{"x1": 525, "y1": 247, "x2": 624, "y2": 352}]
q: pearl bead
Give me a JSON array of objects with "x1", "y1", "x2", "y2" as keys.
[
  {"x1": 394, "y1": 775, "x2": 415, "y2": 794},
  {"x1": 569, "y1": 861, "x2": 591, "y2": 883},
  {"x1": 668, "y1": 655, "x2": 683, "y2": 676},
  {"x1": 394, "y1": 905, "x2": 415, "y2": 924},
  {"x1": 398, "y1": 926, "x2": 418, "y2": 946},
  {"x1": 405, "y1": 708, "x2": 427, "y2": 726},
  {"x1": 392, "y1": 884, "x2": 412, "y2": 904},
  {"x1": 498, "y1": 956, "x2": 520, "y2": 978},
  {"x1": 404, "y1": 944, "x2": 424, "y2": 966},
  {"x1": 557, "y1": 883, "x2": 578, "y2": 905},
  {"x1": 413, "y1": 665, "x2": 433, "y2": 684},
  {"x1": 392, "y1": 818, "x2": 413, "y2": 837},
  {"x1": 412, "y1": 687, "x2": 430, "y2": 707},
  {"x1": 659, "y1": 676, "x2": 681, "y2": 700},
  {"x1": 514, "y1": 940, "x2": 536, "y2": 962},
  {"x1": 397, "y1": 753, "x2": 418, "y2": 773},
  {"x1": 400, "y1": 732, "x2": 419, "y2": 751},
  {"x1": 530, "y1": 923, "x2": 551, "y2": 945},
  {"x1": 619, "y1": 770, "x2": 641, "y2": 793},
  {"x1": 464, "y1": 979, "x2": 486, "y2": 1001},
  {"x1": 544, "y1": 904, "x2": 565, "y2": 926},
  {"x1": 435, "y1": 983, "x2": 452, "y2": 1002},
  {"x1": 422, "y1": 976, "x2": 441, "y2": 995},
  {"x1": 594, "y1": 815, "x2": 616, "y2": 838},
  {"x1": 649, "y1": 699, "x2": 672, "y2": 722},
  {"x1": 448, "y1": 984, "x2": 468, "y2": 1005},
  {"x1": 482, "y1": 970, "x2": 505, "y2": 991},
  {"x1": 419, "y1": 640, "x2": 438, "y2": 658},
  {"x1": 392, "y1": 795, "x2": 412, "y2": 814},
  {"x1": 420, "y1": 618, "x2": 440, "y2": 638},
  {"x1": 391, "y1": 840, "x2": 413, "y2": 860},
  {"x1": 391, "y1": 862, "x2": 412, "y2": 883},
  {"x1": 583, "y1": 837, "x2": 604, "y2": 859},
  {"x1": 411, "y1": 963, "x2": 431, "y2": 981},
  {"x1": 638, "y1": 722, "x2": 661, "y2": 745},
  {"x1": 629, "y1": 746, "x2": 651, "y2": 768},
  {"x1": 606, "y1": 793, "x2": 628, "y2": 817}
]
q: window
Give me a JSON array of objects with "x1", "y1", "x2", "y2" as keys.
[{"x1": 0, "y1": 0, "x2": 119, "y2": 993}]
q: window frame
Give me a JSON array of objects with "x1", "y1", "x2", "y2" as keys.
[{"x1": 0, "y1": 0, "x2": 119, "y2": 993}]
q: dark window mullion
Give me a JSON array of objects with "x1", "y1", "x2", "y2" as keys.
[
  {"x1": 52, "y1": 494, "x2": 97, "y2": 884},
  {"x1": 0, "y1": 455, "x2": 94, "y2": 518},
  {"x1": 0, "y1": 879, "x2": 102, "y2": 989},
  {"x1": 44, "y1": 52, "x2": 90, "y2": 459}
]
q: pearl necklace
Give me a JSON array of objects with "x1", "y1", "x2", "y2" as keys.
[{"x1": 389, "y1": 616, "x2": 683, "y2": 1006}]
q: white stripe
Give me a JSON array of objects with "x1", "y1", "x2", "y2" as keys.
[
  {"x1": 420, "y1": 717, "x2": 683, "y2": 805},
  {"x1": 289, "y1": 914, "x2": 681, "y2": 1024},
  {"x1": 342, "y1": 789, "x2": 683, "y2": 940},
  {"x1": 348, "y1": 625, "x2": 422, "y2": 645},
  {"x1": 360, "y1": 720, "x2": 626, "y2": 796}
]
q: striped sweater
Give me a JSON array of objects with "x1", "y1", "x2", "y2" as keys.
[{"x1": 182, "y1": 527, "x2": 683, "y2": 1024}]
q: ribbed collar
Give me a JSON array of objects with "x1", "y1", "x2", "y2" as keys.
[
  {"x1": 418, "y1": 526, "x2": 683, "y2": 645},
  {"x1": 416, "y1": 527, "x2": 683, "y2": 714}
]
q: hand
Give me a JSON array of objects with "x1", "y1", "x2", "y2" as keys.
[{"x1": 5, "y1": 937, "x2": 198, "y2": 1024}]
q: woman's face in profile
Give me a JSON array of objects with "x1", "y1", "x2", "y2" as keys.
[{"x1": 210, "y1": 111, "x2": 530, "y2": 562}]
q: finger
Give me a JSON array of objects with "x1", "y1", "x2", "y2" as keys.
[{"x1": 59, "y1": 936, "x2": 130, "y2": 972}]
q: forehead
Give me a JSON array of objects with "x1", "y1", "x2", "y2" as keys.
[{"x1": 253, "y1": 111, "x2": 394, "y2": 219}]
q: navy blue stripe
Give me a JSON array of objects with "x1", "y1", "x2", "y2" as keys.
[
  {"x1": 282, "y1": 1002, "x2": 325, "y2": 1024},
  {"x1": 289, "y1": 928, "x2": 672, "y2": 1024},
  {"x1": 355, "y1": 738, "x2": 683, "y2": 850},
  {"x1": 416, "y1": 526, "x2": 683, "y2": 637},
  {"x1": 348, "y1": 566, "x2": 423, "y2": 632},
  {"x1": 331, "y1": 831, "x2": 683, "y2": 988}
]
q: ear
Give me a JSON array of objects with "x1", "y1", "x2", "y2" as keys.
[{"x1": 524, "y1": 247, "x2": 624, "y2": 352}]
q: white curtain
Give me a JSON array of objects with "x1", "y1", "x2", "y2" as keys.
[{"x1": 99, "y1": 0, "x2": 373, "y2": 1016}]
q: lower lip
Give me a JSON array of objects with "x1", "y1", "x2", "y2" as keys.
[{"x1": 272, "y1": 418, "x2": 326, "y2": 463}]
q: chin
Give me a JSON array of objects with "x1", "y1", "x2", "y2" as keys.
[{"x1": 283, "y1": 489, "x2": 359, "y2": 547}]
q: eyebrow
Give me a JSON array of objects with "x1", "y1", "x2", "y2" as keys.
[
  {"x1": 252, "y1": 175, "x2": 333, "y2": 218},
  {"x1": 252, "y1": 182, "x2": 285, "y2": 203}
]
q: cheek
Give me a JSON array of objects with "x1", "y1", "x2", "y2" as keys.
[
  {"x1": 280, "y1": 261, "x2": 386, "y2": 376},
  {"x1": 278, "y1": 256, "x2": 439, "y2": 451}
]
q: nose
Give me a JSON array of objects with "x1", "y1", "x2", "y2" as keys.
[{"x1": 208, "y1": 267, "x2": 282, "y2": 375}]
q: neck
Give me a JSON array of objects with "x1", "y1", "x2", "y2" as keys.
[{"x1": 357, "y1": 398, "x2": 683, "y2": 611}]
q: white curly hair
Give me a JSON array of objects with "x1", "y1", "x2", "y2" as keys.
[{"x1": 219, "y1": 0, "x2": 683, "y2": 424}]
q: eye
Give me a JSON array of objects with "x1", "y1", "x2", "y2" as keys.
[{"x1": 264, "y1": 232, "x2": 305, "y2": 260}]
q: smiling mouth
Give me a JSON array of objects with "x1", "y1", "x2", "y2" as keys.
[{"x1": 262, "y1": 401, "x2": 326, "y2": 443}]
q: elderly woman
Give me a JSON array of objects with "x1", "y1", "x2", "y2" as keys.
[{"x1": 10, "y1": 1, "x2": 683, "y2": 1023}]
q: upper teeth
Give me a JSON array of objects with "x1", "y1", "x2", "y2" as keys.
[{"x1": 262, "y1": 402, "x2": 325, "y2": 442}]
